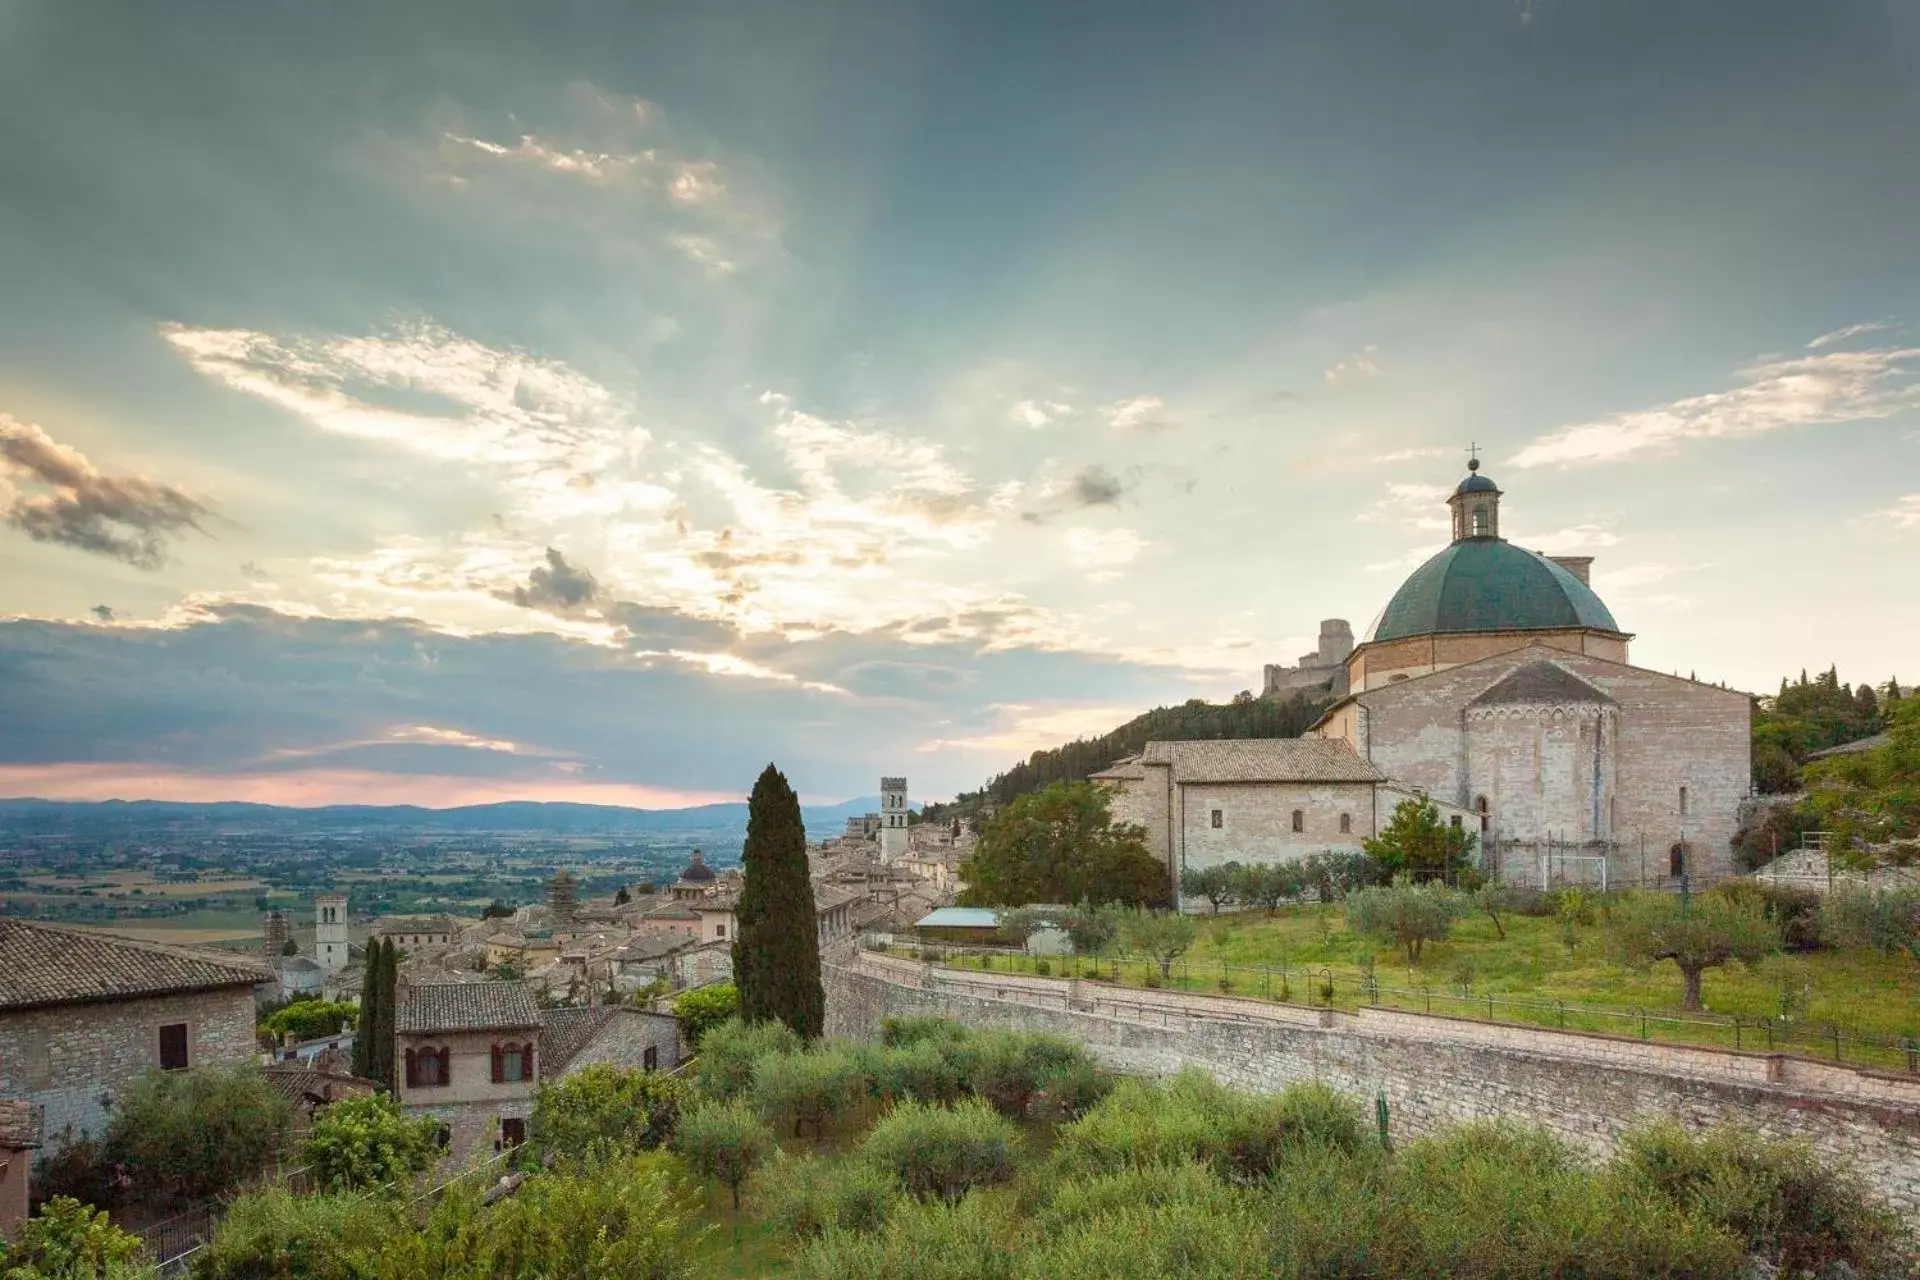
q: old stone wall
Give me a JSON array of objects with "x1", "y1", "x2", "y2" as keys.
[
  {"x1": 1177, "y1": 780, "x2": 1375, "y2": 871},
  {"x1": 0, "y1": 987, "x2": 258, "y2": 1155},
  {"x1": 561, "y1": 1010, "x2": 681, "y2": 1076},
  {"x1": 396, "y1": 1027, "x2": 539, "y2": 1108},
  {"x1": 825, "y1": 952, "x2": 1920, "y2": 1219}
]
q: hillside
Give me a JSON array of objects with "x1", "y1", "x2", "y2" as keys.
[{"x1": 924, "y1": 689, "x2": 1334, "y2": 820}]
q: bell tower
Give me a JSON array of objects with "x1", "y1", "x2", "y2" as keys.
[{"x1": 1447, "y1": 453, "x2": 1502, "y2": 541}]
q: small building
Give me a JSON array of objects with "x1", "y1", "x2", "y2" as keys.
[
  {"x1": 0, "y1": 920, "x2": 270, "y2": 1156},
  {"x1": 540, "y1": 1006, "x2": 681, "y2": 1078},
  {"x1": 484, "y1": 932, "x2": 560, "y2": 971},
  {"x1": 639, "y1": 903, "x2": 702, "y2": 940},
  {"x1": 0, "y1": 1100, "x2": 41, "y2": 1239},
  {"x1": 273, "y1": 955, "x2": 327, "y2": 1000},
  {"x1": 260, "y1": 1065, "x2": 379, "y2": 1120},
  {"x1": 914, "y1": 907, "x2": 1002, "y2": 945},
  {"x1": 372, "y1": 914, "x2": 458, "y2": 949},
  {"x1": 395, "y1": 982, "x2": 543, "y2": 1166}
]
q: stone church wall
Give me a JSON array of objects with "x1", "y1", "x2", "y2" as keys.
[
  {"x1": 1176, "y1": 780, "x2": 1375, "y2": 872},
  {"x1": 825, "y1": 952, "x2": 1920, "y2": 1220}
]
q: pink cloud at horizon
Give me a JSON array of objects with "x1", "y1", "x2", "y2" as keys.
[{"x1": 0, "y1": 763, "x2": 742, "y2": 811}]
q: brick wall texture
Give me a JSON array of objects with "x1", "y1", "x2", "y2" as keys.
[
  {"x1": 0, "y1": 989, "x2": 257, "y2": 1156},
  {"x1": 824, "y1": 951, "x2": 1920, "y2": 1221}
]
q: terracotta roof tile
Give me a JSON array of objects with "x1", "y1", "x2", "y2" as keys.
[
  {"x1": 538, "y1": 1006, "x2": 615, "y2": 1073},
  {"x1": 1468, "y1": 660, "x2": 1614, "y2": 707},
  {"x1": 0, "y1": 920, "x2": 271, "y2": 1011},
  {"x1": 1137, "y1": 738, "x2": 1384, "y2": 783},
  {"x1": 397, "y1": 981, "x2": 540, "y2": 1034}
]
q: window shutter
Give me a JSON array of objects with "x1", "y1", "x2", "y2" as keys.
[
  {"x1": 491, "y1": 1044, "x2": 503, "y2": 1083},
  {"x1": 404, "y1": 1048, "x2": 417, "y2": 1088},
  {"x1": 522, "y1": 1043, "x2": 535, "y2": 1080}
]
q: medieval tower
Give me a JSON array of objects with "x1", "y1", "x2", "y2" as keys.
[
  {"x1": 879, "y1": 776, "x2": 909, "y2": 863},
  {"x1": 315, "y1": 892, "x2": 349, "y2": 974}
]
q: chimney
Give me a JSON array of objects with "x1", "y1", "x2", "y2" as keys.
[{"x1": 1550, "y1": 556, "x2": 1593, "y2": 586}]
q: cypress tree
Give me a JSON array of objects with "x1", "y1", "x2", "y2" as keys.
[
  {"x1": 732, "y1": 763, "x2": 824, "y2": 1039},
  {"x1": 379, "y1": 940, "x2": 400, "y2": 1088},
  {"x1": 352, "y1": 941, "x2": 379, "y2": 1079}
]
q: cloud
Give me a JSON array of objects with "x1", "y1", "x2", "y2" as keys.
[
  {"x1": 1373, "y1": 446, "x2": 1451, "y2": 463},
  {"x1": 1064, "y1": 526, "x2": 1146, "y2": 572},
  {"x1": 1105, "y1": 395, "x2": 1168, "y2": 431},
  {"x1": 504, "y1": 547, "x2": 601, "y2": 613},
  {"x1": 1808, "y1": 320, "x2": 1896, "y2": 349},
  {"x1": 1592, "y1": 561, "x2": 1714, "y2": 592},
  {"x1": 0, "y1": 416, "x2": 210, "y2": 568},
  {"x1": 1069, "y1": 465, "x2": 1126, "y2": 507},
  {"x1": 1364, "y1": 547, "x2": 1436, "y2": 574},
  {"x1": 1856, "y1": 493, "x2": 1920, "y2": 533},
  {"x1": 1511, "y1": 341, "x2": 1920, "y2": 469},
  {"x1": 1510, "y1": 523, "x2": 1622, "y2": 555},
  {"x1": 443, "y1": 132, "x2": 652, "y2": 182},
  {"x1": 669, "y1": 161, "x2": 725, "y2": 204},
  {"x1": 1357, "y1": 482, "x2": 1451, "y2": 533},
  {"x1": 90, "y1": 605, "x2": 115, "y2": 622},
  {"x1": 1009, "y1": 399, "x2": 1072, "y2": 428},
  {"x1": 669, "y1": 234, "x2": 737, "y2": 274},
  {"x1": 1324, "y1": 345, "x2": 1381, "y2": 384}
]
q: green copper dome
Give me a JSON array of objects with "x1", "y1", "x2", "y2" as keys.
[{"x1": 1366, "y1": 539, "x2": 1621, "y2": 643}]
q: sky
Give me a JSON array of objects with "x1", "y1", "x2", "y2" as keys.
[{"x1": 1, "y1": 0, "x2": 1917, "y2": 809}]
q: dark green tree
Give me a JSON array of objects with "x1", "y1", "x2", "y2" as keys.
[
  {"x1": 352, "y1": 943, "x2": 380, "y2": 1079},
  {"x1": 366, "y1": 940, "x2": 398, "y2": 1089},
  {"x1": 733, "y1": 764, "x2": 825, "y2": 1039},
  {"x1": 958, "y1": 781, "x2": 1169, "y2": 908},
  {"x1": 1362, "y1": 795, "x2": 1477, "y2": 880}
]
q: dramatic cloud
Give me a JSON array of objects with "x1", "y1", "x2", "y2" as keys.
[
  {"x1": 504, "y1": 547, "x2": 601, "y2": 613},
  {"x1": 0, "y1": 416, "x2": 210, "y2": 568},
  {"x1": 1069, "y1": 465, "x2": 1126, "y2": 506},
  {"x1": 1511, "y1": 341, "x2": 1920, "y2": 469}
]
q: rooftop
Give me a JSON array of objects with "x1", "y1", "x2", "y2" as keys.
[
  {"x1": 397, "y1": 981, "x2": 541, "y2": 1034},
  {"x1": 0, "y1": 919, "x2": 271, "y2": 1012},
  {"x1": 1367, "y1": 538, "x2": 1621, "y2": 644},
  {"x1": 539, "y1": 1005, "x2": 616, "y2": 1073},
  {"x1": 1136, "y1": 738, "x2": 1385, "y2": 784},
  {"x1": 1469, "y1": 660, "x2": 1615, "y2": 707}
]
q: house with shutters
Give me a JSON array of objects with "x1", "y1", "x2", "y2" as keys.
[
  {"x1": 394, "y1": 981, "x2": 543, "y2": 1165},
  {"x1": 0, "y1": 920, "x2": 269, "y2": 1158}
]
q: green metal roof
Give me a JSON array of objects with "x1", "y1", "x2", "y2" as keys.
[{"x1": 1366, "y1": 539, "x2": 1620, "y2": 643}]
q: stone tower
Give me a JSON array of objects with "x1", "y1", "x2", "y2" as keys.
[
  {"x1": 262, "y1": 908, "x2": 289, "y2": 959},
  {"x1": 548, "y1": 868, "x2": 577, "y2": 927},
  {"x1": 879, "y1": 776, "x2": 909, "y2": 863},
  {"x1": 315, "y1": 892, "x2": 349, "y2": 975},
  {"x1": 1448, "y1": 457, "x2": 1502, "y2": 541}
]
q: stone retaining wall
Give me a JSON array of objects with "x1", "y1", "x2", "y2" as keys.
[{"x1": 826, "y1": 952, "x2": 1920, "y2": 1217}]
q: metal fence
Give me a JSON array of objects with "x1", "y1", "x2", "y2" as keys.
[{"x1": 871, "y1": 938, "x2": 1920, "y2": 1075}]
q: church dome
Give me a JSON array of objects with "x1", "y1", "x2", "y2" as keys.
[
  {"x1": 1455, "y1": 472, "x2": 1499, "y2": 494},
  {"x1": 1366, "y1": 539, "x2": 1620, "y2": 643},
  {"x1": 678, "y1": 850, "x2": 715, "y2": 883}
]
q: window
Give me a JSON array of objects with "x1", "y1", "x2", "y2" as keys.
[
  {"x1": 1678, "y1": 786, "x2": 1688, "y2": 816},
  {"x1": 1338, "y1": 813, "x2": 1351, "y2": 835},
  {"x1": 1210, "y1": 809, "x2": 1223, "y2": 829},
  {"x1": 407, "y1": 1046, "x2": 450, "y2": 1088},
  {"x1": 498, "y1": 1117, "x2": 526, "y2": 1150},
  {"x1": 158, "y1": 1022, "x2": 189, "y2": 1071},
  {"x1": 499, "y1": 1042, "x2": 526, "y2": 1083},
  {"x1": 715, "y1": 923, "x2": 726, "y2": 939},
  {"x1": 1475, "y1": 795, "x2": 1490, "y2": 834},
  {"x1": 1450, "y1": 815, "x2": 1463, "y2": 830},
  {"x1": 1290, "y1": 809, "x2": 1304, "y2": 833},
  {"x1": 1669, "y1": 843, "x2": 1688, "y2": 877},
  {"x1": 643, "y1": 1045, "x2": 659, "y2": 1072},
  {"x1": 1472, "y1": 504, "x2": 1489, "y2": 536}
]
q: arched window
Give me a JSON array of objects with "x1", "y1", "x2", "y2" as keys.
[
  {"x1": 1669, "y1": 842, "x2": 1688, "y2": 878},
  {"x1": 1290, "y1": 809, "x2": 1304, "y2": 833},
  {"x1": 1475, "y1": 795, "x2": 1490, "y2": 834},
  {"x1": 1339, "y1": 812, "x2": 1351, "y2": 835},
  {"x1": 408, "y1": 1046, "x2": 448, "y2": 1089},
  {"x1": 1472, "y1": 504, "x2": 1489, "y2": 536}
]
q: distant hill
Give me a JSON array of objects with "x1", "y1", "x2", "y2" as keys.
[
  {"x1": 923, "y1": 690, "x2": 1335, "y2": 820},
  {"x1": 0, "y1": 795, "x2": 894, "y2": 838}
]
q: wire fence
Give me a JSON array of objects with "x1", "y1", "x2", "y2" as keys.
[{"x1": 869, "y1": 938, "x2": 1920, "y2": 1075}]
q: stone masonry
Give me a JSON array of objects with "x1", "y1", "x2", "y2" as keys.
[
  {"x1": 0, "y1": 988, "x2": 257, "y2": 1153},
  {"x1": 825, "y1": 950, "x2": 1920, "y2": 1220}
]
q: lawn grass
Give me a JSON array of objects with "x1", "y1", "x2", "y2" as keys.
[{"x1": 898, "y1": 902, "x2": 1920, "y2": 1070}]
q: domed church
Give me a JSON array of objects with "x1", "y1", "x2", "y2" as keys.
[
  {"x1": 1311, "y1": 460, "x2": 1749, "y2": 886},
  {"x1": 1098, "y1": 461, "x2": 1749, "y2": 896}
]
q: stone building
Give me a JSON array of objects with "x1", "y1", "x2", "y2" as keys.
[
  {"x1": 1310, "y1": 461, "x2": 1750, "y2": 887},
  {"x1": 0, "y1": 921, "x2": 268, "y2": 1155},
  {"x1": 1098, "y1": 461, "x2": 1749, "y2": 897},
  {"x1": 879, "y1": 776, "x2": 910, "y2": 863},
  {"x1": 372, "y1": 915, "x2": 458, "y2": 949},
  {"x1": 0, "y1": 1099, "x2": 41, "y2": 1238},
  {"x1": 396, "y1": 982, "x2": 543, "y2": 1165},
  {"x1": 315, "y1": 892, "x2": 350, "y2": 975},
  {"x1": 1261, "y1": 619, "x2": 1355, "y2": 699}
]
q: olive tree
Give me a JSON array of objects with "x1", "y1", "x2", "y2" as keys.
[
  {"x1": 1604, "y1": 890, "x2": 1779, "y2": 1011},
  {"x1": 1345, "y1": 878, "x2": 1468, "y2": 965},
  {"x1": 1118, "y1": 907, "x2": 1197, "y2": 979},
  {"x1": 672, "y1": 1101, "x2": 774, "y2": 1210}
]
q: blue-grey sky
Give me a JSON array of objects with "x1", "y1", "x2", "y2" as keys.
[{"x1": 2, "y1": 0, "x2": 1916, "y2": 806}]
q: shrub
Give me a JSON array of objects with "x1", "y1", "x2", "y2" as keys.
[
  {"x1": 694, "y1": 1017, "x2": 801, "y2": 1100},
  {"x1": 1613, "y1": 1122, "x2": 1910, "y2": 1277},
  {"x1": 1818, "y1": 885, "x2": 1920, "y2": 963},
  {"x1": 673, "y1": 1100, "x2": 774, "y2": 1210},
  {"x1": 533, "y1": 1061, "x2": 689, "y2": 1158},
  {"x1": 1709, "y1": 879, "x2": 1824, "y2": 953},
  {"x1": 752, "y1": 1046, "x2": 866, "y2": 1138},
  {"x1": 2, "y1": 1197, "x2": 146, "y2": 1280},
  {"x1": 106, "y1": 1065, "x2": 294, "y2": 1206},
  {"x1": 790, "y1": 1192, "x2": 1022, "y2": 1280},
  {"x1": 671, "y1": 983, "x2": 738, "y2": 1049},
  {"x1": 759, "y1": 1150, "x2": 895, "y2": 1238},
  {"x1": 966, "y1": 1031, "x2": 1089, "y2": 1119},
  {"x1": 881, "y1": 1017, "x2": 962, "y2": 1048},
  {"x1": 871, "y1": 1041, "x2": 965, "y2": 1106},
  {"x1": 860, "y1": 1099, "x2": 1020, "y2": 1201},
  {"x1": 30, "y1": 1132, "x2": 117, "y2": 1211},
  {"x1": 259, "y1": 998, "x2": 358, "y2": 1045},
  {"x1": 304, "y1": 1092, "x2": 442, "y2": 1192},
  {"x1": 191, "y1": 1188, "x2": 401, "y2": 1280},
  {"x1": 1346, "y1": 878, "x2": 1468, "y2": 964},
  {"x1": 1035, "y1": 1058, "x2": 1113, "y2": 1122}
]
